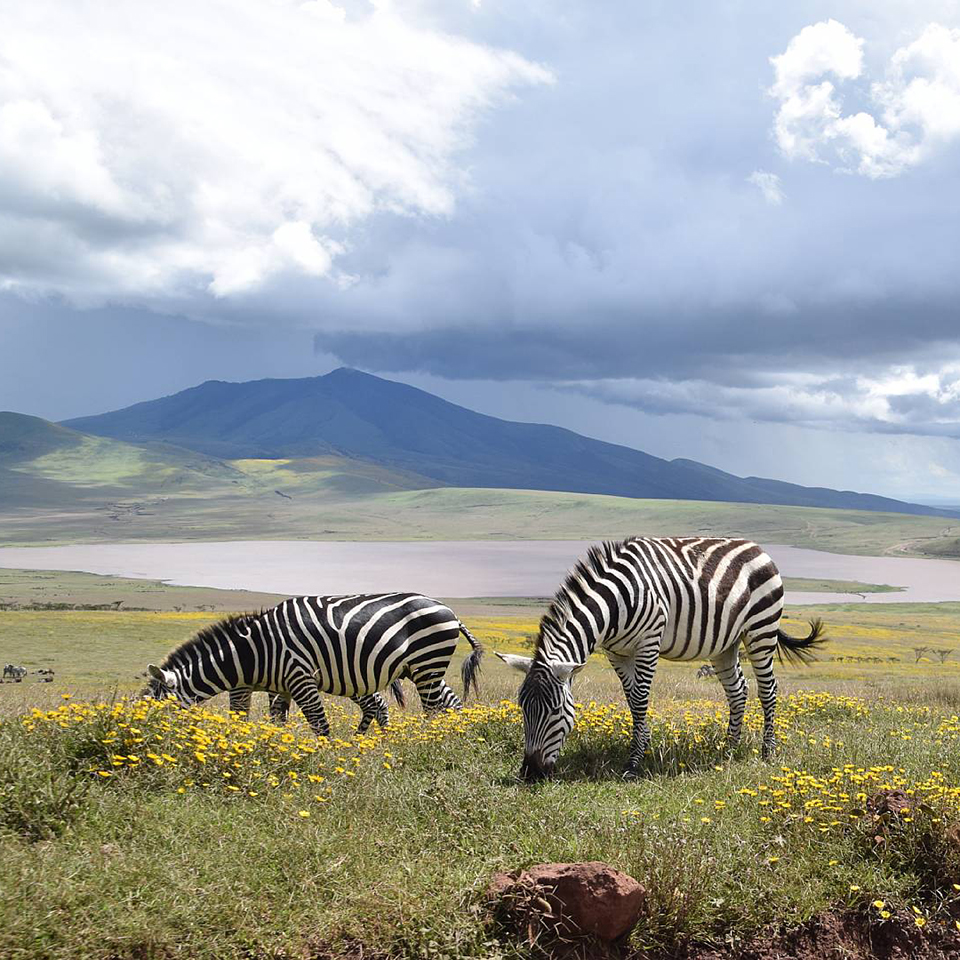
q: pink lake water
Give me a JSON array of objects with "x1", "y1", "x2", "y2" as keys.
[{"x1": 0, "y1": 540, "x2": 957, "y2": 603}]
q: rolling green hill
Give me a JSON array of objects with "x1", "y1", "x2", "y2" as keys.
[{"x1": 0, "y1": 413, "x2": 433, "y2": 500}]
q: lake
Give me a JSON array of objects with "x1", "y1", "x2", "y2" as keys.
[{"x1": 0, "y1": 540, "x2": 956, "y2": 603}]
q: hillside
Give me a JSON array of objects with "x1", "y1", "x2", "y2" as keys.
[
  {"x1": 64, "y1": 368, "x2": 959, "y2": 519},
  {"x1": 0, "y1": 412, "x2": 433, "y2": 518}
]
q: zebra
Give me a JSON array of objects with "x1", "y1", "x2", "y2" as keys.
[
  {"x1": 497, "y1": 538, "x2": 826, "y2": 781},
  {"x1": 2, "y1": 664, "x2": 27, "y2": 682},
  {"x1": 226, "y1": 681, "x2": 407, "y2": 734},
  {"x1": 144, "y1": 593, "x2": 483, "y2": 735}
]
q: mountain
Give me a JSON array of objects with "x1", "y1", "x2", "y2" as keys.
[{"x1": 62, "y1": 368, "x2": 960, "y2": 519}]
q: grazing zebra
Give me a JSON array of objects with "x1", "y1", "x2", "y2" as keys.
[
  {"x1": 144, "y1": 593, "x2": 483, "y2": 735},
  {"x1": 227, "y1": 681, "x2": 406, "y2": 734},
  {"x1": 497, "y1": 538, "x2": 826, "y2": 781}
]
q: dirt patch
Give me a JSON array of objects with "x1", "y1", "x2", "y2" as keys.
[{"x1": 664, "y1": 910, "x2": 959, "y2": 960}]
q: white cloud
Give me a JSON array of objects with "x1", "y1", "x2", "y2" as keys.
[
  {"x1": 770, "y1": 19, "x2": 864, "y2": 100},
  {"x1": 769, "y1": 20, "x2": 960, "y2": 178},
  {"x1": 0, "y1": 0, "x2": 550, "y2": 299},
  {"x1": 747, "y1": 170, "x2": 785, "y2": 205}
]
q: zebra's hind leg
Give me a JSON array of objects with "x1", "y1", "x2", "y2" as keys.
[
  {"x1": 711, "y1": 645, "x2": 748, "y2": 753},
  {"x1": 410, "y1": 668, "x2": 462, "y2": 713},
  {"x1": 287, "y1": 674, "x2": 331, "y2": 737},
  {"x1": 268, "y1": 693, "x2": 291, "y2": 724},
  {"x1": 744, "y1": 634, "x2": 779, "y2": 759}
]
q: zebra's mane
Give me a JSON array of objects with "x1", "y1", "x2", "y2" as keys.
[
  {"x1": 535, "y1": 540, "x2": 624, "y2": 657},
  {"x1": 160, "y1": 612, "x2": 260, "y2": 669}
]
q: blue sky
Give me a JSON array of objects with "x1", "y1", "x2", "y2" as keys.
[{"x1": 2, "y1": 1, "x2": 960, "y2": 500}]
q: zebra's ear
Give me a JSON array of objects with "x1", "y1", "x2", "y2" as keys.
[
  {"x1": 549, "y1": 661, "x2": 585, "y2": 684},
  {"x1": 148, "y1": 664, "x2": 177, "y2": 687},
  {"x1": 496, "y1": 653, "x2": 534, "y2": 674}
]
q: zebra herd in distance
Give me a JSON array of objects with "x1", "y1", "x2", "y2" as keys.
[
  {"x1": 2, "y1": 664, "x2": 54, "y2": 683},
  {"x1": 144, "y1": 537, "x2": 826, "y2": 780}
]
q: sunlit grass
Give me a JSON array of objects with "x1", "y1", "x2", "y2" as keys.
[{"x1": 6, "y1": 685, "x2": 960, "y2": 958}]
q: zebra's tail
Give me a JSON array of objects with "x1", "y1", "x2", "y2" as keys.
[
  {"x1": 777, "y1": 618, "x2": 828, "y2": 665},
  {"x1": 388, "y1": 678, "x2": 407, "y2": 710},
  {"x1": 458, "y1": 622, "x2": 484, "y2": 701}
]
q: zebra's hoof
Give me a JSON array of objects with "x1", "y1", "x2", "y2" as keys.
[
  {"x1": 622, "y1": 765, "x2": 641, "y2": 781},
  {"x1": 761, "y1": 743, "x2": 777, "y2": 761}
]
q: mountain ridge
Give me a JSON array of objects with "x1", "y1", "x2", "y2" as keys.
[{"x1": 60, "y1": 367, "x2": 960, "y2": 520}]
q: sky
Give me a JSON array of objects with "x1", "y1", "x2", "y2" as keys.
[{"x1": 2, "y1": 0, "x2": 960, "y2": 502}]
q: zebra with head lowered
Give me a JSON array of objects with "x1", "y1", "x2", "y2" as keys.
[
  {"x1": 143, "y1": 593, "x2": 483, "y2": 735},
  {"x1": 498, "y1": 538, "x2": 826, "y2": 781}
]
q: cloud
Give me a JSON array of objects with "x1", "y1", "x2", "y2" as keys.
[
  {"x1": 0, "y1": 0, "x2": 549, "y2": 299},
  {"x1": 747, "y1": 170, "x2": 785, "y2": 204},
  {"x1": 558, "y1": 364, "x2": 960, "y2": 438},
  {"x1": 769, "y1": 20, "x2": 960, "y2": 178}
]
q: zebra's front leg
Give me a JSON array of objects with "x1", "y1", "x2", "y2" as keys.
[
  {"x1": 608, "y1": 648, "x2": 658, "y2": 779},
  {"x1": 228, "y1": 688, "x2": 252, "y2": 717},
  {"x1": 711, "y1": 645, "x2": 748, "y2": 752},
  {"x1": 287, "y1": 673, "x2": 330, "y2": 737},
  {"x1": 351, "y1": 693, "x2": 388, "y2": 733}
]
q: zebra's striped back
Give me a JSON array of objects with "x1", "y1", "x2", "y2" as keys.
[{"x1": 538, "y1": 538, "x2": 782, "y2": 663}]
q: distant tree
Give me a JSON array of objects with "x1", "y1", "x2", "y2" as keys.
[
  {"x1": 935, "y1": 649, "x2": 954, "y2": 664},
  {"x1": 914, "y1": 646, "x2": 930, "y2": 663}
]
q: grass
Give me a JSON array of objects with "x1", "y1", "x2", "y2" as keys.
[
  {"x1": 5, "y1": 679, "x2": 960, "y2": 959},
  {"x1": 783, "y1": 577, "x2": 904, "y2": 595},
  {"x1": 3, "y1": 597, "x2": 960, "y2": 694},
  {"x1": 2, "y1": 481, "x2": 959, "y2": 558},
  {"x1": 0, "y1": 567, "x2": 287, "y2": 612},
  {"x1": 5, "y1": 596, "x2": 960, "y2": 957}
]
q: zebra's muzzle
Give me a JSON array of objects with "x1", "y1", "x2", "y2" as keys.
[{"x1": 519, "y1": 752, "x2": 553, "y2": 783}]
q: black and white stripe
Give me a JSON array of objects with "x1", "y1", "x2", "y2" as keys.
[
  {"x1": 498, "y1": 538, "x2": 826, "y2": 780},
  {"x1": 226, "y1": 683, "x2": 406, "y2": 734},
  {"x1": 144, "y1": 593, "x2": 483, "y2": 736}
]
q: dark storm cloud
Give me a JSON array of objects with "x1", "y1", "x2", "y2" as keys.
[
  {"x1": 298, "y1": 1, "x2": 960, "y2": 437},
  {"x1": 3, "y1": 0, "x2": 960, "y2": 471},
  {"x1": 314, "y1": 296, "x2": 960, "y2": 384}
]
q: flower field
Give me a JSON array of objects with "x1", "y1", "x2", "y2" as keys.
[{"x1": 6, "y1": 677, "x2": 960, "y2": 959}]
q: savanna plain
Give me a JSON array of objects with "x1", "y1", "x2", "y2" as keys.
[{"x1": 4, "y1": 569, "x2": 960, "y2": 959}]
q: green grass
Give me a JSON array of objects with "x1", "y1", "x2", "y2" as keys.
[
  {"x1": 2, "y1": 478, "x2": 959, "y2": 557},
  {"x1": 3, "y1": 597, "x2": 960, "y2": 698},
  {"x1": 783, "y1": 577, "x2": 904, "y2": 594},
  {"x1": 0, "y1": 567, "x2": 287, "y2": 612},
  {"x1": 4, "y1": 680, "x2": 960, "y2": 959},
  {"x1": 6, "y1": 599, "x2": 960, "y2": 957}
]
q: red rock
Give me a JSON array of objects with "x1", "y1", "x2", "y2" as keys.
[
  {"x1": 866, "y1": 789, "x2": 913, "y2": 817},
  {"x1": 486, "y1": 861, "x2": 645, "y2": 942}
]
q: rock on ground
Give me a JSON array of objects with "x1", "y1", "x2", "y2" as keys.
[{"x1": 487, "y1": 861, "x2": 646, "y2": 942}]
